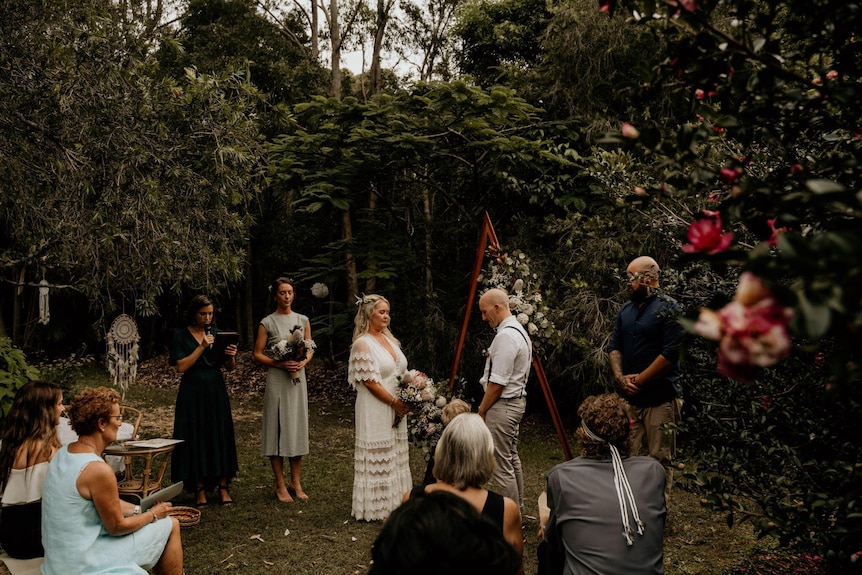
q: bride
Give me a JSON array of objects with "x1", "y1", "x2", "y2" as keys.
[{"x1": 348, "y1": 294, "x2": 412, "y2": 521}]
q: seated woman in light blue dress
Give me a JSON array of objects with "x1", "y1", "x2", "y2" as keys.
[{"x1": 41, "y1": 387, "x2": 183, "y2": 575}]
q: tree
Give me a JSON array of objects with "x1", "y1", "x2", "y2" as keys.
[
  {"x1": 596, "y1": 0, "x2": 862, "y2": 567},
  {"x1": 161, "y1": 0, "x2": 327, "y2": 107},
  {"x1": 452, "y1": 0, "x2": 551, "y2": 88},
  {"x1": 267, "y1": 80, "x2": 579, "y2": 370},
  {"x1": 0, "y1": 0, "x2": 265, "y2": 343}
]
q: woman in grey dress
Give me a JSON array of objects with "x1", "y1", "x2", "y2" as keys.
[{"x1": 253, "y1": 277, "x2": 314, "y2": 503}]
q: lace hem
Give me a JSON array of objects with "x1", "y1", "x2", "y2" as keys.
[{"x1": 352, "y1": 443, "x2": 411, "y2": 521}]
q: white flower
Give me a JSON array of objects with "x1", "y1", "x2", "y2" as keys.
[
  {"x1": 517, "y1": 313, "x2": 530, "y2": 325},
  {"x1": 521, "y1": 303, "x2": 535, "y2": 316},
  {"x1": 436, "y1": 396, "x2": 448, "y2": 408},
  {"x1": 311, "y1": 282, "x2": 329, "y2": 299},
  {"x1": 512, "y1": 278, "x2": 524, "y2": 292},
  {"x1": 527, "y1": 322, "x2": 538, "y2": 335}
]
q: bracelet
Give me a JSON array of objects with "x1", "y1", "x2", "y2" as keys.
[
  {"x1": 151, "y1": 510, "x2": 158, "y2": 523},
  {"x1": 389, "y1": 396, "x2": 397, "y2": 406}
]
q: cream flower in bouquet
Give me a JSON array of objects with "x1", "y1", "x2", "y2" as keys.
[
  {"x1": 270, "y1": 325, "x2": 317, "y2": 364},
  {"x1": 393, "y1": 369, "x2": 438, "y2": 427}
]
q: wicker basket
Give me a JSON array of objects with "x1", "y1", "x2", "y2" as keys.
[{"x1": 167, "y1": 506, "x2": 201, "y2": 528}]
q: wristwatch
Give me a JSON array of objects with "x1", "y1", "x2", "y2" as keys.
[{"x1": 133, "y1": 505, "x2": 141, "y2": 516}]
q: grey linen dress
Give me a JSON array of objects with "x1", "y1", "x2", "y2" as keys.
[{"x1": 260, "y1": 312, "x2": 310, "y2": 457}]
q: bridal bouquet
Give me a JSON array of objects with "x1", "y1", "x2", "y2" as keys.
[
  {"x1": 270, "y1": 325, "x2": 317, "y2": 364},
  {"x1": 393, "y1": 369, "x2": 437, "y2": 428},
  {"x1": 406, "y1": 393, "x2": 451, "y2": 460}
]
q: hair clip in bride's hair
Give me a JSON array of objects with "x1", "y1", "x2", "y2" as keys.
[{"x1": 355, "y1": 293, "x2": 367, "y2": 307}]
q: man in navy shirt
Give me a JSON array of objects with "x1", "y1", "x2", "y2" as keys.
[{"x1": 609, "y1": 256, "x2": 682, "y2": 498}]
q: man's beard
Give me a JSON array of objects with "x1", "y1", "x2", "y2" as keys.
[{"x1": 630, "y1": 284, "x2": 650, "y2": 304}]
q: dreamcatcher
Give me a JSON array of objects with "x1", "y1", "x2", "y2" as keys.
[{"x1": 106, "y1": 314, "x2": 139, "y2": 399}]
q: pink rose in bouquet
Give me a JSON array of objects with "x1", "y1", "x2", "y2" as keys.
[{"x1": 393, "y1": 370, "x2": 437, "y2": 427}]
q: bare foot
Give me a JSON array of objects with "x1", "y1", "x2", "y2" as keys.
[
  {"x1": 287, "y1": 484, "x2": 309, "y2": 501},
  {"x1": 275, "y1": 486, "x2": 294, "y2": 503}
]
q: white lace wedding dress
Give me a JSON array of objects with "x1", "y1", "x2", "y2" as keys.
[{"x1": 348, "y1": 333, "x2": 413, "y2": 521}]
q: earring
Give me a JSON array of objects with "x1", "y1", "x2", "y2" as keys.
[{"x1": 100, "y1": 427, "x2": 105, "y2": 432}]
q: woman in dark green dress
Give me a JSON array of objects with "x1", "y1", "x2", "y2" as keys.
[{"x1": 171, "y1": 295, "x2": 239, "y2": 506}]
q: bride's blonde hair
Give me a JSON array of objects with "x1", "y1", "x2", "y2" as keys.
[{"x1": 352, "y1": 294, "x2": 400, "y2": 346}]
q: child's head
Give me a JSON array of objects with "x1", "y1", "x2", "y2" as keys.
[{"x1": 441, "y1": 398, "x2": 471, "y2": 425}]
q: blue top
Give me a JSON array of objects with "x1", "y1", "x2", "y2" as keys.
[
  {"x1": 41, "y1": 445, "x2": 173, "y2": 575},
  {"x1": 608, "y1": 294, "x2": 682, "y2": 407}
]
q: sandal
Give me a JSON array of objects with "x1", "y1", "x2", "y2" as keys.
[
  {"x1": 195, "y1": 485, "x2": 208, "y2": 507},
  {"x1": 217, "y1": 484, "x2": 233, "y2": 506}
]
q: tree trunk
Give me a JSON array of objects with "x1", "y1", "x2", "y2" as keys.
[
  {"x1": 241, "y1": 241, "x2": 254, "y2": 346},
  {"x1": 342, "y1": 210, "x2": 358, "y2": 302},
  {"x1": 369, "y1": 0, "x2": 389, "y2": 95},
  {"x1": 364, "y1": 190, "x2": 378, "y2": 294},
  {"x1": 329, "y1": 0, "x2": 342, "y2": 99},
  {"x1": 311, "y1": 0, "x2": 320, "y2": 60}
]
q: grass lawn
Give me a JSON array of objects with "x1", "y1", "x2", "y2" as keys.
[{"x1": 8, "y1": 353, "x2": 821, "y2": 575}]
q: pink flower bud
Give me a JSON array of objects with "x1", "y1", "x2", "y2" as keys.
[
  {"x1": 733, "y1": 272, "x2": 770, "y2": 306},
  {"x1": 719, "y1": 167, "x2": 741, "y2": 184},
  {"x1": 622, "y1": 122, "x2": 640, "y2": 139},
  {"x1": 695, "y1": 89, "x2": 705, "y2": 99}
]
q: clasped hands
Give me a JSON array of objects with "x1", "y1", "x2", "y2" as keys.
[
  {"x1": 619, "y1": 373, "x2": 640, "y2": 396},
  {"x1": 392, "y1": 398, "x2": 411, "y2": 417},
  {"x1": 276, "y1": 359, "x2": 305, "y2": 372}
]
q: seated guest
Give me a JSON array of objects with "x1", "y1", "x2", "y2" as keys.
[
  {"x1": 542, "y1": 393, "x2": 666, "y2": 575},
  {"x1": 404, "y1": 413, "x2": 523, "y2": 569},
  {"x1": 421, "y1": 398, "x2": 472, "y2": 485},
  {"x1": 41, "y1": 387, "x2": 183, "y2": 575},
  {"x1": 0, "y1": 381, "x2": 64, "y2": 558},
  {"x1": 371, "y1": 491, "x2": 520, "y2": 575}
]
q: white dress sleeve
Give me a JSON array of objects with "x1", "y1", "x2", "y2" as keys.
[{"x1": 348, "y1": 337, "x2": 381, "y2": 390}]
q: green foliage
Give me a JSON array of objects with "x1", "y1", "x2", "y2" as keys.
[
  {"x1": 0, "y1": 0, "x2": 265, "y2": 319},
  {"x1": 0, "y1": 338, "x2": 40, "y2": 423},
  {"x1": 679, "y1": 344, "x2": 862, "y2": 566},
  {"x1": 159, "y1": 0, "x2": 327, "y2": 108},
  {"x1": 268, "y1": 80, "x2": 580, "y2": 378},
  {"x1": 596, "y1": 0, "x2": 862, "y2": 567},
  {"x1": 453, "y1": 0, "x2": 551, "y2": 87}
]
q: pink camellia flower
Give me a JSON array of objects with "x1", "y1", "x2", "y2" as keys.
[
  {"x1": 681, "y1": 211, "x2": 734, "y2": 254},
  {"x1": 622, "y1": 122, "x2": 640, "y2": 139},
  {"x1": 719, "y1": 167, "x2": 741, "y2": 184},
  {"x1": 695, "y1": 88, "x2": 705, "y2": 99},
  {"x1": 694, "y1": 272, "x2": 794, "y2": 382},
  {"x1": 766, "y1": 218, "x2": 787, "y2": 246},
  {"x1": 826, "y1": 70, "x2": 838, "y2": 80},
  {"x1": 790, "y1": 163, "x2": 804, "y2": 175}
]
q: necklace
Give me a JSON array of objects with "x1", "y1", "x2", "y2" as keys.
[{"x1": 78, "y1": 438, "x2": 101, "y2": 454}]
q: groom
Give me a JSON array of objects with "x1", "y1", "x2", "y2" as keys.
[{"x1": 477, "y1": 288, "x2": 532, "y2": 512}]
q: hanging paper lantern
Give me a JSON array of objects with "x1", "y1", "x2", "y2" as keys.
[{"x1": 106, "y1": 314, "x2": 140, "y2": 399}]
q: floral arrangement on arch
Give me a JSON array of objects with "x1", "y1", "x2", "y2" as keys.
[{"x1": 478, "y1": 246, "x2": 558, "y2": 346}]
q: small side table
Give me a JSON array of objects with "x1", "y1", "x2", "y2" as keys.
[{"x1": 103, "y1": 439, "x2": 183, "y2": 501}]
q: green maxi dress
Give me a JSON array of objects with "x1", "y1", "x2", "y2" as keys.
[{"x1": 171, "y1": 327, "x2": 239, "y2": 490}]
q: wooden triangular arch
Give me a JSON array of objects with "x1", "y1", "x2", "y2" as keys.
[{"x1": 449, "y1": 212, "x2": 573, "y2": 460}]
